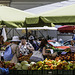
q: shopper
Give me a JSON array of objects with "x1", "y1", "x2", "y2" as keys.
[
  {"x1": 29, "y1": 37, "x2": 39, "y2": 51},
  {"x1": 58, "y1": 38, "x2": 64, "y2": 46},
  {"x1": 4, "y1": 36, "x2": 20, "y2": 63},
  {"x1": 19, "y1": 36, "x2": 34, "y2": 55},
  {"x1": 39, "y1": 39, "x2": 57, "y2": 59}
]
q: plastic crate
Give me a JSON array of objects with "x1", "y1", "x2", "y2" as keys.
[
  {"x1": 9, "y1": 70, "x2": 75, "y2": 75},
  {"x1": 63, "y1": 70, "x2": 73, "y2": 75},
  {"x1": 52, "y1": 70, "x2": 58, "y2": 75},
  {"x1": 9, "y1": 70, "x2": 17, "y2": 75}
]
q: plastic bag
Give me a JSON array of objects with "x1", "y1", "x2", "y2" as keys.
[{"x1": 0, "y1": 68, "x2": 9, "y2": 75}]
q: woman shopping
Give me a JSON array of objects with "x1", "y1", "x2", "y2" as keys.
[
  {"x1": 19, "y1": 36, "x2": 34, "y2": 55},
  {"x1": 4, "y1": 36, "x2": 20, "y2": 63},
  {"x1": 39, "y1": 39, "x2": 57, "y2": 59}
]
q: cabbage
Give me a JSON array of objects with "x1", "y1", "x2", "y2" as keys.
[
  {"x1": 30, "y1": 62, "x2": 36, "y2": 66},
  {"x1": 22, "y1": 64, "x2": 30, "y2": 70},
  {"x1": 15, "y1": 63, "x2": 21, "y2": 68},
  {"x1": 21, "y1": 61, "x2": 28, "y2": 66},
  {"x1": 17, "y1": 67, "x2": 22, "y2": 70}
]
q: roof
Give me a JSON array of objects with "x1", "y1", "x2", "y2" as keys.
[{"x1": 24, "y1": 0, "x2": 75, "y2": 15}]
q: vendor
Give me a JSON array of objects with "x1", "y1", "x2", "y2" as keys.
[
  {"x1": 39, "y1": 39, "x2": 57, "y2": 59},
  {"x1": 19, "y1": 36, "x2": 34, "y2": 55}
]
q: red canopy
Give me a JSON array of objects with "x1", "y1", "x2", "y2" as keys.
[{"x1": 58, "y1": 25, "x2": 75, "y2": 33}]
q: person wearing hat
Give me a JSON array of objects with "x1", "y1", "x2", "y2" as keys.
[
  {"x1": 29, "y1": 36, "x2": 39, "y2": 51},
  {"x1": 58, "y1": 38, "x2": 64, "y2": 46},
  {"x1": 19, "y1": 36, "x2": 34, "y2": 55},
  {"x1": 5, "y1": 36, "x2": 20, "y2": 63}
]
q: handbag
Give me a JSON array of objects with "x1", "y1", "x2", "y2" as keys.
[{"x1": 30, "y1": 48, "x2": 44, "y2": 62}]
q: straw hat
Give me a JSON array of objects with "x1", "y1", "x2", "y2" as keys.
[{"x1": 11, "y1": 36, "x2": 20, "y2": 42}]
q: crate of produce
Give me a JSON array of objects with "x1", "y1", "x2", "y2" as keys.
[
  {"x1": 18, "y1": 53, "x2": 32, "y2": 63},
  {"x1": 55, "y1": 52, "x2": 75, "y2": 61}
]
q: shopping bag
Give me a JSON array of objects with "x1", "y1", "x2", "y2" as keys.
[
  {"x1": 4, "y1": 46, "x2": 14, "y2": 61},
  {"x1": 30, "y1": 51, "x2": 44, "y2": 62},
  {"x1": 0, "y1": 68, "x2": 9, "y2": 75}
]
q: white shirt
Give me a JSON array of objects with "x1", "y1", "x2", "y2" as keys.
[{"x1": 19, "y1": 42, "x2": 32, "y2": 55}]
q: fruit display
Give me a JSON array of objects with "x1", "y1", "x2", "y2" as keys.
[
  {"x1": 55, "y1": 52, "x2": 75, "y2": 61},
  {"x1": 18, "y1": 53, "x2": 32, "y2": 62},
  {"x1": 0, "y1": 61, "x2": 15, "y2": 70},
  {"x1": 15, "y1": 61, "x2": 35, "y2": 70},
  {"x1": 15, "y1": 59, "x2": 75, "y2": 70},
  {"x1": 30, "y1": 59, "x2": 75, "y2": 70}
]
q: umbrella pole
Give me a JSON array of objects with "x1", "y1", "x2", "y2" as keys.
[
  {"x1": 25, "y1": 25, "x2": 28, "y2": 41},
  {"x1": 39, "y1": 30, "x2": 46, "y2": 39}
]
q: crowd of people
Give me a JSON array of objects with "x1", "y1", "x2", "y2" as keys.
[
  {"x1": 0, "y1": 34, "x2": 75, "y2": 63},
  {"x1": 0, "y1": 34, "x2": 58, "y2": 63}
]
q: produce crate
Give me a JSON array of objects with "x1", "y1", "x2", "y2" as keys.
[
  {"x1": 63, "y1": 70, "x2": 73, "y2": 75},
  {"x1": 9, "y1": 70, "x2": 75, "y2": 75}
]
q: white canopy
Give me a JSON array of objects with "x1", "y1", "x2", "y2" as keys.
[
  {"x1": 24, "y1": 0, "x2": 75, "y2": 14},
  {"x1": 16, "y1": 26, "x2": 57, "y2": 30}
]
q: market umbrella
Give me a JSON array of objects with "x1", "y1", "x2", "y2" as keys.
[
  {"x1": 26, "y1": 4, "x2": 75, "y2": 25},
  {"x1": 58, "y1": 25, "x2": 75, "y2": 33},
  {"x1": 0, "y1": 6, "x2": 34, "y2": 28},
  {"x1": 24, "y1": 1, "x2": 75, "y2": 15},
  {"x1": 40, "y1": 4, "x2": 75, "y2": 24}
]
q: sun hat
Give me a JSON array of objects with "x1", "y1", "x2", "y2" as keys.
[
  {"x1": 58, "y1": 38, "x2": 63, "y2": 42},
  {"x1": 11, "y1": 36, "x2": 20, "y2": 42}
]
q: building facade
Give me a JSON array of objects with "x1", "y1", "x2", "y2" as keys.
[{"x1": 0, "y1": 0, "x2": 10, "y2": 6}]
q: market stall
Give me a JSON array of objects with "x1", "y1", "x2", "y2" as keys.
[
  {"x1": 0, "y1": 5, "x2": 75, "y2": 75},
  {"x1": 0, "y1": 43, "x2": 74, "y2": 75},
  {"x1": 25, "y1": 4, "x2": 75, "y2": 25}
]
